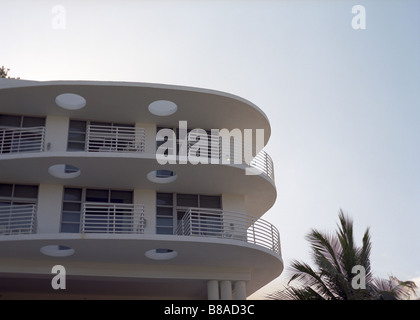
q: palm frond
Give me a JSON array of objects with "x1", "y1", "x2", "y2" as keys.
[
  {"x1": 267, "y1": 286, "x2": 326, "y2": 300},
  {"x1": 288, "y1": 259, "x2": 337, "y2": 299},
  {"x1": 265, "y1": 210, "x2": 416, "y2": 300}
]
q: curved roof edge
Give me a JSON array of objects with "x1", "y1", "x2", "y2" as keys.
[{"x1": 0, "y1": 78, "x2": 271, "y2": 129}]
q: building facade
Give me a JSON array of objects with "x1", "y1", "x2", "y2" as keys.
[{"x1": 0, "y1": 79, "x2": 283, "y2": 299}]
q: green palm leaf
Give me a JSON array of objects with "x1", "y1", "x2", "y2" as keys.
[{"x1": 267, "y1": 210, "x2": 417, "y2": 300}]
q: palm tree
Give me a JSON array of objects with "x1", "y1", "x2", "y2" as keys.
[{"x1": 268, "y1": 210, "x2": 417, "y2": 300}]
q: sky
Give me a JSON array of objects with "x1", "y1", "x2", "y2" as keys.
[{"x1": 1, "y1": 0, "x2": 419, "y2": 298}]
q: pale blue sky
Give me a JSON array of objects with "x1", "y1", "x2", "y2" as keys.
[{"x1": 1, "y1": 0, "x2": 419, "y2": 298}]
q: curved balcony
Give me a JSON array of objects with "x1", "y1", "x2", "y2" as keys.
[
  {"x1": 0, "y1": 203, "x2": 280, "y2": 257},
  {"x1": 248, "y1": 150, "x2": 275, "y2": 182},
  {"x1": 0, "y1": 125, "x2": 275, "y2": 183},
  {"x1": 175, "y1": 208, "x2": 281, "y2": 255}
]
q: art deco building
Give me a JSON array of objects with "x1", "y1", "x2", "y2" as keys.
[{"x1": 0, "y1": 79, "x2": 283, "y2": 299}]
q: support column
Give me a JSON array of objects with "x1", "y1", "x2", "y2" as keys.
[
  {"x1": 233, "y1": 281, "x2": 247, "y2": 300},
  {"x1": 36, "y1": 184, "x2": 64, "y2": 233},
  {"x1": 44, "y1": 115, "x2": 69, "y2": 151},
  {"x1": 220, "y1": 280, "x2": 232, "y2": 300},
  {"x1": 207, "y1": 280, "x2": 219, "y2": 300}
]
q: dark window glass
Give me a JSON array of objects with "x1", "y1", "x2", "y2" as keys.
[
  {"x1": 156, "y1": 206, "x2": 173, "y2": 216},
  {"x1": 14, "y1": 185, "x2": 38, "y2": 199},
  {"x1": 157, "y1": 217, "x2": 173, "y2": 227},
  {"x1": 156, "y1": 193, "x2": 173, "y2": 206},
  {"x1": 67, "y1": 142, "x2": 85, "y2": 151},
  {"x1": 86, "y1": 189, "x2": 109, "y2": 203},
  {"x1": 62, "y1": 212, "x2": 81, "y2": 223},
  {"x1": 200, "y1": 195, "x2": 221, "y2": 209},
  {"x1": 90, "y1": 121, "x2": 109, "y2": 127},
  {"x1": 0, "y1": 115, "x2": 21, "y2": 127},
  {"x1": 67, "y1": 120, "x2": 87, "y2": 151},
  {"x1": 62, "y1": 202, "x2": 81, "y2": 212},
  {"x1": 60, "y1": 224, "x2": 80, "y2": 233},
  {"x1": 63, "y1": 188, "x2": 82, "y2": 201},
  {"x1": 69, "y1": 120, "x2": 87, "y2": 132},
  {"x1": 0, "y1": 184, "x2": 13, "y2": 197},
  {"x1": 68, "y1": 132, "x2": 86, "y2": 142},
  {"x1": 110, "y1": 190, "x2": 133, "y2": 204},
  {"x1": 22, "y1": 116, "x2": 45, "y2": 127},
  {"x1": 177, "y1": 194, "x2": 198, "y2": 207}
]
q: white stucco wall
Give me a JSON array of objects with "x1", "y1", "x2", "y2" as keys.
[
  {"x1": 44, "y1": 115, "x2": 69, "y2": 152},
  {"x1": 134, "y1": 189, "x2": 156, "y2": 234},
  {"x1": 36, "y1": 184, "x2": 64, "y2": 233},
  {"x1": 136, "y1": 122, "x2": 156, "y2": 155},
  {"x1": 221, "y1": 194, "x2": 245, "y2": 213}
]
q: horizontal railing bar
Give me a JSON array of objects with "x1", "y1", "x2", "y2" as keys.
[
  {"x1": 175, "y1": 207, "x2": 281, "y2": 255},
  {"x1": 0, "y1": 204, "x2": 37, "y2": 235},
  {"x1": 86, "y1": 125, "x2": 146, "y2": 154},
  {"x1": 0, "y1": 127, "x2": 45, "y2": 155},
  {"x1": 81, "y1": 202, "x2": 145, "y2": 235}
]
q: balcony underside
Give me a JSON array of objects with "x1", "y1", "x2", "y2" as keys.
[
  {"x1": 0, "y1": 152, "x2": 277, "y2": 217},
  {"x1": 0, "y1": 234, "x2": 283, "y2": 299}
]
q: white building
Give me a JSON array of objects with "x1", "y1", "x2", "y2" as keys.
[{"x1": 0, "y1": 79, "x2": 283, "y2": 300}]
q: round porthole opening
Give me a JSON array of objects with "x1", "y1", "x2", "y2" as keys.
[
  {"x1": 48, "y1": 164, "x2": 81, "y2": 179},
  {"x1": 40, "y1": 245, "x2": 75, "y2": 257},
  {"x1": 55, "y1": 93, "x2": 86, "y2": 110},
  {"x1": 147, "y1": 170, "x2": 177, "y2": 184},
  {"x1": 148, "y1": 100, "x2": 177, "y2": 116},
  {"x1": 145, "y1": 249, "x2": 178, "y2": 260}
]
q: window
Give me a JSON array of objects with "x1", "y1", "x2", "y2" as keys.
[
  {"x1": 0, "y1": 183, "x2": 38, "y2": 204},
  {"x1": 0, "y1": 115, "x2": 46, "y2": 154},
  {"x1": 156, "y1": 193, "x2": 174, "y2": 235},
  {"x1": 67, "y1": 120, "x2": 87, "y2": 151},
  {"x1": 0, "y1": 114, "x2": 45, "y2": 128},
  {"x1": 60, "y1": 188, "x2": 133, "y2": 233},
  {"x1": 61, "y1": 188, "x2": 82, "y2": 233},
  {"x1": 156, "y1": 193, "x2": 222, "y2": 235},
  {"x1": 68, "y1": 120, "x2": 135, "y2": 152},
  {"x1": 0, "y1": 184, "x2": 38, "y2": 234}
]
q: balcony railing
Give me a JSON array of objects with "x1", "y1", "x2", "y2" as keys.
[
  {"x1": 0, "y1": 126, "x2": 45, "y2": 154},
  {"x1": 172, "y1": 131, "x2": 275, "y2": 182},
  {"x1": 174, "y1": 208, "x2": 281, "y2": 255},
  {"x1": 249, "y1": 150, "x2": 274, "y2": 181},
  {"x1": 0, "y1": 204, "x2": 37, "y2": 235},
  {"x1": 86, "y1": 125, "x2": 145, "y2": 153},
  {"x1": 81, "y1": 202, "x2": 145, "y2": 234}
]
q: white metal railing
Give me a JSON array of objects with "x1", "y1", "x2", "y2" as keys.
[
  {"x1": 0, "y1": 204, "x2": 37, "y2": 235},
  {"x1": 81, "y1": 202, "x2": 145, "y2": 234},
  {"x1": 249, "y1": 150, "x2": 275, "y2": 181},
  {"x1": 86, "y1": 125, "x2": 145, "y2": 153},
  {"x1": 174, "y1": 208, "x2": 281, "y2": 255},
  {"x1": 227, "y1": 141, "x2": 275, "y2": 182},
  {"x1": 0, "y1": 126, "x2": 45, "y2": 154},
  {"x1": 171, "y1": 131, "x2": 275, "y2": 182}
]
